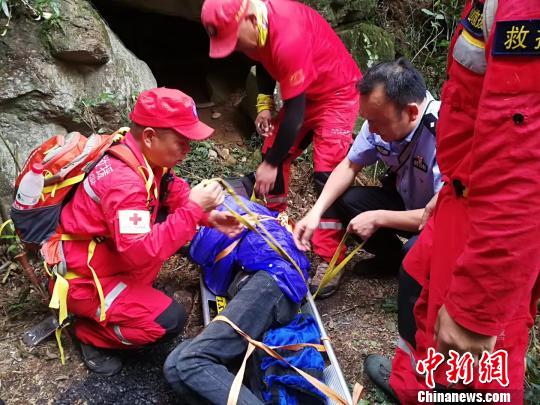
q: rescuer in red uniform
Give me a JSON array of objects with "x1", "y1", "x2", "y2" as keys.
[
  {"x1": 364, "y1": 1, "x2": 540, "y2": 403},
  {"x1": 51, "y1": 88, "x2": 242, "y2": 375}
]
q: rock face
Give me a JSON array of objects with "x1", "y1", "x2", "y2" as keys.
[
  {"x1": 0, "y1": 0, "x2": 156, "y2": 209},
  {"x1": 303, "y1": 0, "x2": 377, "y2": 27}
]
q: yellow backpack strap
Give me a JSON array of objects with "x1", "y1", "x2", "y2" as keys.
[
  {"x1": 48, "y1": 272, "x2": 70, "y2": 364},
  {"x1": 107, "y1": 143, "x2": 159, "y2": 205},
  {"x1": 43, "y1": 173, "x2": 86, "y2": 198}
]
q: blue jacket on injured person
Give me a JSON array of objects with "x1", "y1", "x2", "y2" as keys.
[{"x1": 189, "y1": 195, "x2": 310, "y2": 304}]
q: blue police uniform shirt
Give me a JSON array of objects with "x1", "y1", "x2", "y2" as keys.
[{"x1": 348, "y1": 92, "x2": 443, "y2": 210}]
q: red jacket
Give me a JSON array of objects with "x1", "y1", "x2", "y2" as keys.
[
  {"x1": 59, "y1": 133, "x2": 207, "y2": 285},
  {"x1": 439, "y1": 0, "x2": 540, "y2": 336}
]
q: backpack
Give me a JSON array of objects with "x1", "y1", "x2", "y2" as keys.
[
  {"x1": 10, "y1": 128, "x2": 146, "y2": 248},
  {"x1": 8, "y1": 128, "x2": 164, "y2": 363}
]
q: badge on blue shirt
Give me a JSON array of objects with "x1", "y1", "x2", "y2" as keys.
[{"x1": 413, "y1": 155, "x2": 428, "y2": 173}]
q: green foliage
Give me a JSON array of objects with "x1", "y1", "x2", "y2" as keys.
[
  {"x1": 376, "y1": 0, "x2": 462, "y2": 95},
  {"x1": 175, "y1": 134, "x2": 262, "y2": 185},
  {"x1": 0, "y1": 220, "x2": 23, "y2": 259},
  {"x1": 0, "y1": 0, "x2": 60, "y2": 36},
  {"x1": 72, "y1": 91, "x2": 138, "y2": 134},
  {"x1": 525, "y1": 325, "x2": 540, "y2": 402},
  {"x1": 412, "y1": 1, "x2": 462, "y2": 93}
]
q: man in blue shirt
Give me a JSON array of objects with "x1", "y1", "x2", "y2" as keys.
[{"x1": 294, "y1": 58, "x2": 442, "y2": 298}]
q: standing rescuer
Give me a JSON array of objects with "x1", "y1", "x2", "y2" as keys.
[
  {"x1": 200, "y1": 0, "x2": 362, "y2": 274},
  {"x1": 364, "y1": 1, "x2": 540, "y2": 403},
  {"x1": 47, "y1": 88, "x2": 242, "y2": 375}
]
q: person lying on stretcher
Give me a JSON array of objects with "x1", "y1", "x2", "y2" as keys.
[{"x1": 163, "y1": 194, "x2": 325, "y2": 404}]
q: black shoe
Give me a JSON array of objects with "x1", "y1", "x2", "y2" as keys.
[
  {"x1": 364, "y1": 354, "x2": 398, "y2": 402},
  {"x1": 80, "y1": 342, "x2": 123, "y2": 376},
  {"x1": 353, "y1": 258, "x2": 399, "y2": 278}
]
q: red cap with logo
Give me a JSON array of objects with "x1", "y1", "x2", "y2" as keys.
[
  {"x1": 129, "y1": 88, "x2": 214, "y2": 140},
  {"x1": 201, "y1": 0, "x2": 249, "y2": 58}
]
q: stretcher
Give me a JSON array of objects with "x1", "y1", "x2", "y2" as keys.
[{"x1": 199, "y1": 276, "x2": 353, "y2": 405}]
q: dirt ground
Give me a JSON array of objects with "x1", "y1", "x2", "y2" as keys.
[{"x1": 0, "y1": 102, "x2": 537, "y2": 404}]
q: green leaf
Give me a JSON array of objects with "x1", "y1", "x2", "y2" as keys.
[
  {"x1": 421, "y1": 8, "x2": 435, "y2": 17},
  {"x1": 1, "y1": 0, "x2": 10, "y2": 19}
]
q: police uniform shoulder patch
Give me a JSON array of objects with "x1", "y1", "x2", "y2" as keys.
[
  {"x1": 376, "y1": 145, "x2": 390, "y2": 156},
  {"x1": 461, "y1": 0, "x2": 484, "y2": 40},
  {"x1": 422, "y1": 113, "x2": 438, "y2": 136},
  {"x1": 493, "y1": 19, "x2": 540, "y2": 56}
]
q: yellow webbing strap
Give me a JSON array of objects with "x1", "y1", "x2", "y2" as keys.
[
  {"x1": 62, "y1": 235, "x2": 108, "y2": 318},
  {"x1": 215, "y1": 239, "x2": 241, "y2": 263},
  {"x1": 138, "y1": 155, "x2": 158, "y2": 203},
  {"x1": 43, "y1": 173, "x2": 86, "y2": 197},
  {"x1": 313, "y1": 233, "x2": 366, "y2": 299},
  {"x1": 208, "y1": 178, "x2": 308, "y2": 284},
  {"x1": 213, "y1": 315, "x2": 346, "y2": 405},
  {"x1": 43, "y1": 261, "x2": 52, "y2": 278},
  {"x1": 49, "y1": 273, "x2": 69, "y2": 364},
  {"x1": 47, "y1": 234, "x2": 109, "y2": 364},
  {"x1": 250, "y1": 188, "x2": 266, "y2": 205},
  {"x1": 87, "y1": 239, "x2": 106, "y2": 322},
  {"x1": 0, "y1": 219, "x2": 13, "y2": 236}
]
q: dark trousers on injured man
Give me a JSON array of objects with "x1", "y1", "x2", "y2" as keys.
[{"x1": 163, "y1": 270, "x2": 299, "y2": 405}]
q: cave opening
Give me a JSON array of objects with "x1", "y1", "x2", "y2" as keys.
[{"x1": 90, "y1": 0, "x2": 252, "y2": 106}]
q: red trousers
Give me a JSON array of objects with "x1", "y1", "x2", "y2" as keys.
[
  {"x1": 65, "y1": 275, "x2": 186, "y2": 349},
  {"x1": 391, "y1": 186, "x2": 531, "y2": 404}
]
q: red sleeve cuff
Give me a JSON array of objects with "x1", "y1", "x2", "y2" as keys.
[
  {"x1": 444, "y1": 298, "x2": 503, "y2": 337},
  {"x1": 199, "y1": 211, "x2": 211, "y2": 227},
  {"x1": 183, "y1": 199, "x2": 209, "y2": 225}
]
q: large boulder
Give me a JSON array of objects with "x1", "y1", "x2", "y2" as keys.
[
  {"x1": 0, "y1": 0, "x2": 156, "y2": 209},
  {"x1": 338, "y1": 22, "x2": 395, "y2": 71},
  {"x1": 302, "y1": 0, "x2": 377, "y2": 27}
]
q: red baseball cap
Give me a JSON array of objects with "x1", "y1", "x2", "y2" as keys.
[
  {"x1": 129, "y1": 88, "x2": 214, "y2": 140},
  {"x1": 201, "y1": 0, "x2": 249, "y2": 58}
]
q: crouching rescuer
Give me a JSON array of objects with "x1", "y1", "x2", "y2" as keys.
[{"x1": 37, "y1": 88, "x2": 242, "y2": 375}]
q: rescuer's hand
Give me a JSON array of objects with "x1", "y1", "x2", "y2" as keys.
[
  {"x1": 419, "y1": 192, "x2": 439, "y2": 231},
  {"x1": 189, "y1": 181, "x2": 225, "y2": 211},
  {"x1": 208, "y1": 211, "x2": 244, "y2": 238},
  {"x1": 347, "y1": 211, "x2": 381, "y2": 240},
  {"x1": 254, "y1": 161, "x2": 278, "y2": 196},
  {"x1": 435, "y1": 305, "x2": 497, "y2": 359},
  {"x1": 293, "y1": 210, "x2": 321, "y2": 251},
  {"x1": 255, "y1": 110, "x2": 274, "y2": 137}
]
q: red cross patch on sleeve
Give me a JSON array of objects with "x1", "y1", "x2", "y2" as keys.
[{"x1": 118, "y1": 210, "x2": 151, "y2": 234}]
